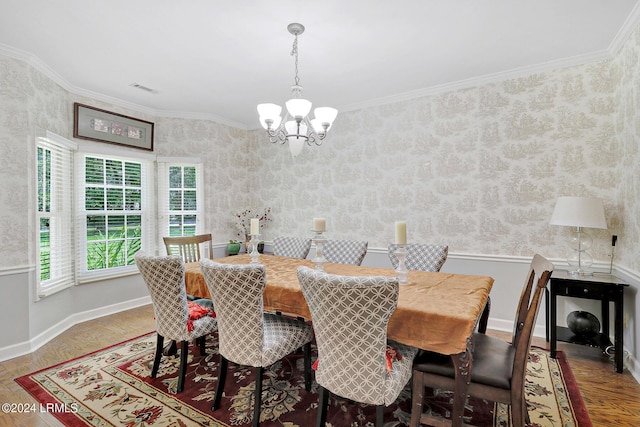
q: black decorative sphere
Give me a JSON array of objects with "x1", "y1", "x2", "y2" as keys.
[{"x1": 567, "y1": 311, "x2": 600, "y2": 338}]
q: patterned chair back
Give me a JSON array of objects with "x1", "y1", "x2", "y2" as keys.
[
  {"x1": 199, "y1": 259, "x2": 266, "y2": 367},
  {"x1": 297, "y1": 266, "x2": 399, "y2": 405},
  {"x1": 273, "y1": 236, "x2": 312, "y2": 259},
  {"x1": 388, "y1": 243, "x2": 448, "y2": 272},
  {"x1": 134, "y1": 252, "x2": 191, "y2": 341},
  {"x1": 323, "y1": 239, "x2": 368, "y2": 265}
]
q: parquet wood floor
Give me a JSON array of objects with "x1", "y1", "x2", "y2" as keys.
[{"x1": 0, "y1": 305, "x2": 638, "y2": 426}]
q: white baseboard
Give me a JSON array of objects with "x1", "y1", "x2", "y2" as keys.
[{"x1": 0, "y1": 296, "x2": 151, "y2": 362}]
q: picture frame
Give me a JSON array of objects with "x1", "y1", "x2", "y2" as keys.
[{"x1": 73, "y1": 103, "x2": 154, "y2": 151}]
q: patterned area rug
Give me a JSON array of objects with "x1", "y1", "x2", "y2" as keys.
[{"x1": 15, "y1": 331, "x2": 591, "y2": 426}]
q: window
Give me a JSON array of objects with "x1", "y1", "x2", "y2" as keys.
[
  {"x1": 158, "y1": 160, "x2": 203, "y2": 239},
  {"x1": 77, "y1": 152, "x2": 154, "y2": 281},
  {"x1": 34, "y1": 134, "x2": 192, "y2": 292},
  {"x1": 35, "y1": 132, "x2": 77, "y2": 297}
]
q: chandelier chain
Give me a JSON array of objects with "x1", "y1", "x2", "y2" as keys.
[{"x1": 291, "y1": 34, "x2": 300, "y2": 87}]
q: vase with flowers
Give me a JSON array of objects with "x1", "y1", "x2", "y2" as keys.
[{"x1": 232, "y1": 207, "x2": 272, "y2": 253}]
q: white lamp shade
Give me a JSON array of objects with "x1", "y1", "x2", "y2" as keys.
[
  {"x1": 287, "y1": 136, "x2": 304, "y2": 157},
  {"x1": 310, "y1": 118, "x2": 326, "y2": 134},
  {"x1": 257, "y1": 103, "x2": 282, "y2": 120},
  {"x1": 314, "y1": 107, "x2": 338, "y2": 126},
  {"x1": 550, "y1": 196, "x2": 607, "y2": 229},
  {"x1": 285, "y1": 98, "x2": 312, "y2": 118}
]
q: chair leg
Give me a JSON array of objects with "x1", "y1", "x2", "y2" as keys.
[
  {"x1": 162, "y1": 340, "x2": 177, "y2": 356},
  {"x1": 296, "y1": 316, "x2": 306, "y2": 353},
  {"x1": 376, "y1": 405, "x2": 384, "y2": 427},
  {"x1": 197, "y1": 336, "x2": 207, "y2": 355},
  {"x1": 176, "y1": 341, "x2": 189, "y2": 393},
  {"x1": 303, "y1": 341, "x2": 312, "y2": 391},
  {"x1": 316, "y1": 386, "x2": 329, "y2": 427},
  {"x1": 511, "y1": 397, "x2": 526, "y2": 427},
  {"x1": 151, "y1": 334, "x2": 164, "y2": 378},
  {"x1": 212, "y1": 355, "x2": 228, "y2": 410},
  {"x1": 253, "y1": 366, "x2": 264, "y2": 427},
  {"x1": 409, "y1": 370, "x2": 425, "y2": 427},
  {"x1": 477, "y1": 297, "x2": 491, "y2": 334}
]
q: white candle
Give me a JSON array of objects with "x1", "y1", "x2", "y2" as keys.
[
  {"x1": 395, "y1": 221, "x2": 407, "y2": 244},
  {"x1": 312, "y1": 217, "x2": 326, "y2": 232},
  {"x1": 250, "y1": 218, "x2": 259, "y2": 235}
]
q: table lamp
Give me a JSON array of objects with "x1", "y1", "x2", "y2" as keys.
[{"x1": 549, "y1": 196, "x2": 607, "y2": 276}]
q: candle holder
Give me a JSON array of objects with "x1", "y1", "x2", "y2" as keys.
[
  {"x1": 249, "y1": 234, "x2": 261, "y2": 264},
  {"x1": 394, "y1": 244, "x2": 409, "y2": 285},
  {"x1": 312, "y1": 230, "x2": 327, "y2": 271}
]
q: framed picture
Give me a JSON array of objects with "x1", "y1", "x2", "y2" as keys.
[{"x1": 73, "y1": 103, "x2": 154, "y2": 151}]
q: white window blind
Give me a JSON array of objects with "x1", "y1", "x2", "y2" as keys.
[
  {"x1": 157, "y1": 160, "x2": 204, "y2": 245},
  {"x1": 36, "y1": 133, "x2": 77, "y2": 298},
  {"x1": 76, "y1": 151, "x2": 154, "y2": 282}
]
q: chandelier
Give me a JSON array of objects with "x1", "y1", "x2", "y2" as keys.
[{"x1": 257, "y1": 23, "x2": 338, "y2": 157}]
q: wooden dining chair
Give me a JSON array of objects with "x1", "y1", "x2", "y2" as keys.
[
  {"x1": 297, "y1": 266, "x2": 418, "y2": 427},
  {"x1": 163, "y1": 233, "x2": 213, "y2": 262},
  {"x1": 199, "y1": 259, "x2": 313, "y2": 427},
  {"x1": 273, "y1": 236, "x2": 312, "y2": 258},
  {"x1": 409, "y1": 254, "x2": 553, "y2": 427},
  {"x1": 134, "y1": 252, "x2": 217, "y2": 393},
  {"x1": 388, "y1": 242, "x2": 490, "y2": 334},
  {"x1": 323, "y1": 239, "x2": 368, "y2": 265}
]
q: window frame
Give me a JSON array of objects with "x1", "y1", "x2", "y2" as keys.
[
  {"x1": 33, "y1": 136, "x2": 202, "y2": 294},
  {"x1": 75, "y1": 142, "x2": 156, "y2": 284},
  {"x1": 157, "y1": 157, "x2": 204, "y2": 245},
  {"x1": 35, "y1": 131, "x2": 77, "y2": 298}
]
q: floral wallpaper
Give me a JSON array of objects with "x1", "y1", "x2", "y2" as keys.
[
  {"x1": 248, "y1": 41, "x2": 639, "y2": 273},
  {"x1": 0, "y1": 19, "x2": 639, "y2": 277},
  {"x1": 614, "y1": 24, "x2": 640, "y2": 275}
]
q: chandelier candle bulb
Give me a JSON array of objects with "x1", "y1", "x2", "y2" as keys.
[
  {"x1": 312, "y1": 218, "x2": 326, "y2": 232},
  {"x1": 395, "y1": 221, "x2": 407, "y2": 245},
  {"x1": 250, "y1": 218, "x2": 259, "y2": 235}
]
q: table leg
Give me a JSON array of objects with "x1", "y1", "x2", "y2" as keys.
[
  {"x1": 601, "y1": 297, "x2": 610, "y2": 350},
  {"x1": 550, "y1": 285, "x2": 557, "y2": 358},
  {"x1": 449, "y1": 337, "x2": 473, "y2": 427},
  {"x1": 545, "y1": 288, "x2": 549, "y2": 341},
  {"x1": 614, "y1": 290, "x2": 624, "y2": 373}
]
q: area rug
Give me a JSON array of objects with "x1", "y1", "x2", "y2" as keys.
[{"x1": 16, "y1": 331, "x2": 591, "y2": 426}]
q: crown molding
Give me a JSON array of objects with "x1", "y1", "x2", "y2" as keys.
[
  {"x1": 609, "y1": 0, "x2": 640, "y2": 55},
  {"x1": 4, "y1": 2, "x2": 640, "y2": 133},
  {"x1": 337, "y1": 49, "x2": 613, "y2": 116}
]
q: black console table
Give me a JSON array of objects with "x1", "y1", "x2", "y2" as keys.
[{"x1": 545, "y1": 270, "x2": 628, "y2": 373}]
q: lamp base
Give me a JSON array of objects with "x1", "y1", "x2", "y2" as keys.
[{"x1": 568, "y1": 269, "x2": 594, "y2": 277}]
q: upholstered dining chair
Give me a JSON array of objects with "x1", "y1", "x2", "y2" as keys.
[
  {"x1": 273, "y1": 236, "x2": 312, "y2": 258},
  {"x1": 297, "y1": 266, "x2": 418, "y2": 427},
  {"x1": 323, "y1": 239, "x2": 368, "y2": 265},
  {"x1": 409, "y1": 254, "x2": 553, "y2": 427},
  {"x1": 163, "y1": 233, "x2": 213, "y2": 262},
  {"x1": 134, "y1": 252, "x2": 218, "y2": 393},
  {"x1": 199, "y1": 258, "x2": 314, "y2": 427},
  {"x1": 388, "y1": 242, "x2": 491, "y2": 334},
  {"x1": 387, "y1": 242, "x2": 449, "y2": 272}
]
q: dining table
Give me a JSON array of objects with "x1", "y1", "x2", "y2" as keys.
[{"x1": 185, "y1": 254, "x2": 494, "y2": 427}]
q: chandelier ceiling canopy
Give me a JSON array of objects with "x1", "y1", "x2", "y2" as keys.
[{"x1": 257, "y1": 23, "x2": 338, "y2": 157}]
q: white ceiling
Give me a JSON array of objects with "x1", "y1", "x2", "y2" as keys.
[{"x1": 1, "y1": 1, "x2": 639, "y2": 130}]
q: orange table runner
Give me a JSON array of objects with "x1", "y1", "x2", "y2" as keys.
[{"x1": 185, "y1": 254, "x2": 493, "y2": 355}]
